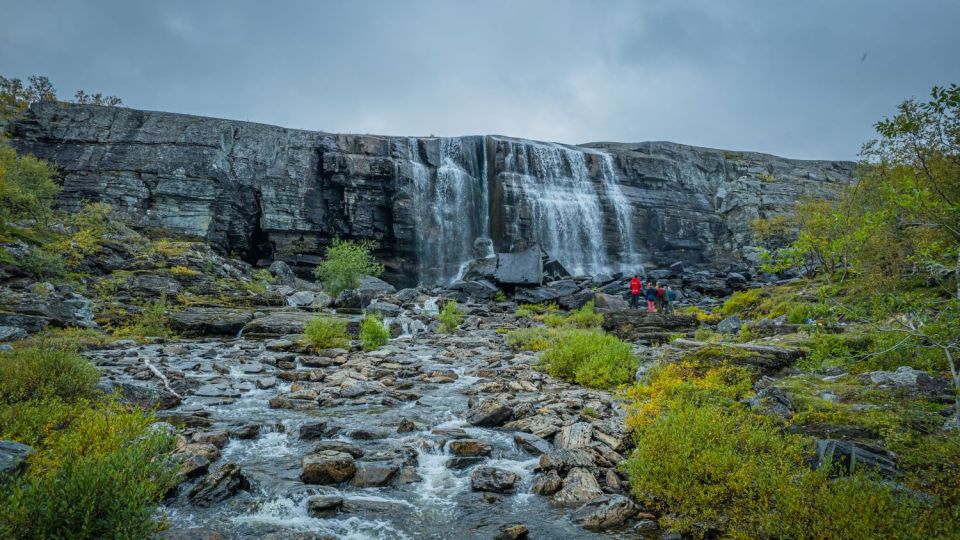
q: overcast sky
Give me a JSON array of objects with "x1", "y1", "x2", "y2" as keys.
[{"x1": 2, "y1": 1, "x2": 958, "y2": 160}]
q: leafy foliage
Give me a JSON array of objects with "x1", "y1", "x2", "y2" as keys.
[
  {"x1": 542, "y1": 300, "x2": 603, "y2": 329},
  {"x1": 438, "y1": 300, "x2": 465, "y2": 333},
  {"x1": 536, "y1": 329, "x2": 638, "y2": 390},
  {"x1": 313, "y1": 239, "x2": 384, "y2": 296},
  {"x1": 304, "y1": 315, "x2": 349, "y2": 349},
  {"x1": 0, "y1": 347, "x2": 100, "y2": 403},
  {"x1": 359, "y1": 313, "x2": 390, "y2": 351},
  {"x1": 0, "y1": 145, "x2": 60, "y2": 228}
]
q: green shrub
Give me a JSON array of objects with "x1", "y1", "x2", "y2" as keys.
[
  {"x1": 493, "y1": 290, "x2": 507, "y2": 302},
  {"x1": 786, "y1": 302, "x2": 828, "y2": 324},
  {"x1": 312, "y1": 239, "x2": 383, "y2": 296},
  {"x1": 252, "y1": 268, "x2": 278, "y2": 284},
  {"x1": 19, "y1": 247, "x2": 66, "y2": 280},
  {"x1": 536, "y1": 329, "x2": 637, "y2": 390},
  {"x1": 0, "y1": 347, "x2": 100, "y2": 404},
  {"x1": 359, "y1": 313, "x2": 390, "y2": 351},
  {"x1": 515, "y1": 302, "x2": 558, "y2": 318},
  {"x1": 438, "y1": 300, "x2": 465, "y2": 333},
  {"x1": 304, "y1": 315, "x2": 349, "y2": 349},
  {"x1": 718, "y1": 288, "x2": 765, "y2": 317},
  {"x1": 505, "y1": 327, "x2": 556, "y2": 351},
  {"x1": 543, "y1": 300, "x2": 603, "y2": 329},
  {"x1": 114, "y1": 294, "x2": 174, "y2": 340},
  {"x1": 0, "y1": 400, "x2": 177, "y2": 539},
  {"x1": 0, "y1": 146, "x2": 60, "y2": 228}
]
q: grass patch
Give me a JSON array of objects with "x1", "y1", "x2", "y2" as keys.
[
  {"x1": 359, "y1": 313, "x2": 390, "y2": 351},
  {"x1": 438, "y1": 300, "x2": 465, "y2": 333}
]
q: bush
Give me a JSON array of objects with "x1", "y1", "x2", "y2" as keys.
[
  {"x1": 438, "y1": 301, "x2": 465, "y2": 333},
  {"x1": 19, "y1": 247, "x2": 66, "y2": 280},
  {"x1": 304, "y1": 315, "x2": 349, "y2": 349},
  {"x1": 0, "y1": 401, "x2": 176, "y2": 539},
  {"x1": 543, "y1": 300, "x2": 603, "y2": 329},
  {"x1": 359, "y1": 313, "x2": 390, "y2": 351},
  {"x1": 0, "y1": 347, "x2": 100, "y2": 404},
  {"x1": 252, "y1": 268, "x2": 278, "y2": 284},
  {"x1": 536, "y1": 329, "x2": 637, "y2": 390},
  {"x1": 114, "y1": 294, "x2": 174, "y2": 340},
  {"x1": 718, "y1": 288, "x2": 765, "y2": 317},
  {"x1": 0, "y1": 146, "x2": 60, "y2": 227},
  {"x1": 505, "y1": 327, "x2": 556, "y2": 352},
  {"x1": 515, "y1": 302, "x2": 559, "y2": 318},
  {"x1": 313, "y1": 239, "x2": 383, "y2": 296}
]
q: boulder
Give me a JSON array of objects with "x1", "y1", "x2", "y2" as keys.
[
  {"x1": 495, "y1": 524, "x2": 530, "y2": 540},
  {"x1": 513, "y1": 432, "x2": 552, "y2": 455},
  {"x1": 861, "y1": 366, "x2": 952, "y2": 398},
  {"x1": 312, "y1": 441, "x2": 365, "y2": 458},
  {"x1": 555, "y1": 422, "x2": 593, "y2": 449},
  {"x1": 558, "y1": 289, "x2": 595, "y2": 310},
  {"x1": 538, "y1": 449, "x2": 596, "y2": 473},
  {"x1": 466, "y1": 399, "x2": 513, "y2": 427},
  {"x1": 188, "y1": 464, "x2": 250, "y2": 507},
  {"x1": 299, "y1": 421, "x2": 329, "y2": 440},
  {"x1": 334, "y1": 276, "x2": 397, "y2": 309},
  {"x1": 531, "y1": 470, "x2": 563, "y2": 495},
  {"x1": 542, "y1": 259, "x2": 571, "y2": 281},
  {"x1": 365, "y1": 300, "x2": 402, "y2": 317},
  {"x1": 170, "y1": 307, "x2": 254, "y2": 336},
  {"x1": 0, "y1": 440, "x2": 34, "y2": 480},
  {"x1": 593, "y1": 293, "x2": 628, "y2": 313},
  {"x1": 241, "y1": 310, "x2": 316, "y2": 336},
  {"x1": 470, "y1": 466, "x2": 520, "y2": 493},
  {"x1": 306, "y1": 494, "x2": 344, "y2": 517},
  {"x1": 494, "y1": 246, "x2": 543, "y2": 286},
  {"x1": 98, "y1": 380, "x2": 181, "y2": 410},
  {"x1": 514, "y1": 279, "x2": 582, "y2": 305},
  {"x1": 717, "y1": 314, "x2": 743, "y2": 333},
  {"x1": 571, "y1": 494, "x2": 639, "y2": 530},
  {"x1": 446, "y1": 280, "x2": 498, "y2": 302},
  {"x1": 814, "y1": 439, "x2": 898, "y2": 478},
  {"x1": 352, "y1": 462, "x2": 399, "y2": 487},
  {"x1": 301, "y1": 451, "x2": 357, "y2": 484},
  {"x1": 269, "y1": 260, "x2": 298, "y2": 286},
  {"x1": 552, "y1": 467, "x2": 603, "y2": 506},
  {"x1": 0, "y1": 326, "x2": 28, "y2": 342},
  {"x1": 448, "y1": 439, "x2": 493, "y2": 456},
  {"x1": 154, "y1": 528, "x2": 226, "y2": 540}
]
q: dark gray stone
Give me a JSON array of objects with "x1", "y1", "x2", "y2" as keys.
[
  {"x1": 494, "y1": 247, "x2": 543, "y2": 286},
  {"x1": 171, "y1": 307, "x2": 254, "y2": 336},
  {"x1": 470, "y1": 466, "x2": 520, "y2": 493},
  {"x1": 0, "y1": 440, "x2": 34, "y2": 480},
  {"x1": 188, "y1": 464, "x2": 250, "y2": 507},
  {"x1": 814, "y1": 439, "x2": 898, "y2": 478}
]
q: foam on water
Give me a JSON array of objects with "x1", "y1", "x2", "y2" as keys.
[{"x1": 231, "y1": 496, "x2": 412, "y2": 540}]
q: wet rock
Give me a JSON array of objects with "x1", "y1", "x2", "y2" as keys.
[
  {"x1": 194, "y1": 384, "x2": 241, "y2": 398},
  {"x1": 470, "y1": 466, "x2": 520, "y2": 493},
  {"x1": 538, "y1": 448, "x2": 596, "y2": 473},
  {"x1": 396, "y1": 417, "x2": 416, "y2": 433},
  {"x1": 170, "y1": 307, "x2": 254, "y2": 336},
  {"x1": 299, "y1": 422, "x2": 329, "y2": 440},
  {"x1": 312, "y1": 441, "x2": 365, "y2": 458},
  {"x1": 513, "y1": 432, "x2": 552, "y2": 455},
  {"x1": 556, "y1": 422, "x2": 593, "y2": 449},
  {"x1": 301, "y1": 451, "x2": 357, "y2": 485},
  {"x1": 0, "y1": 440, "x2": 34, "y2": 480},
  {"x1": 449, "y1": 439, "x2": 493, "y2": 457},
  {"x1": 188, "y1": 464, "x2": 250, "y2": 507},
  {"x1": 552, "y1": 467, "x2": 603, "y2": 506},
  {"x1": 349, "y1": 429, "x2": 389, "y2": 440},
  {"x1": 814, "y1": 439, "x2": 898, "y2": 478},
  {"x1": 268, "y1": 396, "x2": 320, "y2": 411},
  {"x1": 495, "y1": 524, "x2": 529, "y2": 540},
  {"x1": 232, "y1": 423, "x2": 261, "y2": 440},
  {"x1": 256, "y1": 376, "x2": 277, "y2": 390},
  {"x1": 192, "y1": 430, "x2": 230, "y2": 449},
  {"x1": 366, "y1": 300, "x2": 402, "y2": 317},
  {"x1": 181, "y1": 443, "x2": 221, "y2": 463},
  {"x1": 571, "y1": 494, "x2": 639, "y2": 530},
  {"x1": 306, "y1": 494, "x2": 344, "y2": 517},
  {"x1": 494, "y1": 246, "x2": 543, "y2": 286},
  {"x1": 242, "y1": 311, "x2": 317, "y2": 336},
  {"x1": 99, "y1": 380, "x2": 181, "y2": 410},
  {"x1": 447, "y1": 456, "x2": 485, "y2": 470},
  {"x1": 334, "y1": 276, "x2": 397, "y2": 309},
  {"x1": 351, "y1": 462, "x2": 399, "y2": 487},
  {"x1": 154, "y1": 528, "x2": 226, "y2": 540},
  {"x1": 179, "y1": 454, "x2": 210, "y2": 479},
  {"x1": 531, "y1": 470, "x2": 563, "y2": 495},
  {"x1": 466, "y1": 398, "x2": 513, "y2": 427}
]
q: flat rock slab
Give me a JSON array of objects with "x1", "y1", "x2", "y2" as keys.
[
  {"x1": 0, "y1": 440, "x2": 34, "y2": 479},
  {"x1": 242, "y1": 311, "x2": 318, "y2": 336},
  {"x1": 171, "y1": 307, "x2": 254, "y2": 336}
]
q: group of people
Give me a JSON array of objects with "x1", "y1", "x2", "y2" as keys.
[{"x1": 628, "y1": 275, "x2": 677, "y2": 313}]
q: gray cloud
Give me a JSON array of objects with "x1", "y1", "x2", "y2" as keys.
[{"x1": 1, "y1": 0, "x2": 958, "y2": 159}]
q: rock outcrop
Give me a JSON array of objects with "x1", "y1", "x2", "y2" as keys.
[{"x1": 7, "y1": 103, "x2": 854, "y2": 285}]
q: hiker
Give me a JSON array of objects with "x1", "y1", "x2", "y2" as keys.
[
  {"x1": 656, "y1": 282, "x2": 666, "y2": 311},
  {"x1": 665, "y1": 285, "x2": 678, "y2": 313},
  {"x1": 629, "y1": 275, "x2": 642, "y2": 308},
  {"x1": 644, "y1": 282, "x2": 658, "y2": 312}
]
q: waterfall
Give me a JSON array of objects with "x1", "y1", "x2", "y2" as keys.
[
  {"x1": 405, "y1": 135, "x2": 640, "y2": 284},
  {"x1": 500, "y1": 140, "x2": 639, "y2": 276},
  {"x1": 407, "y1": 137, "x2": 489, "y2": 285}
]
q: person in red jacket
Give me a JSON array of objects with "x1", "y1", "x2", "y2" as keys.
[{"x1": 629, "y1": 275, "x2": 642, "y2": 308}]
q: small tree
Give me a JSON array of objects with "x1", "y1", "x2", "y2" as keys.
[{"x1": 313, "y1": 239, "x2": 384, "y2": 297}]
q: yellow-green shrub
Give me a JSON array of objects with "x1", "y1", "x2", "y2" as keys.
[
  {"x1": 718, "y1": 288, "x2": 765, "y2": 317},
  {"x1": 0, "y1": 347, "x2": 100, "y2": 403},
  {"x1": 304, "y1": 315, "x2": 349, "y2": 349},
  {"x1": 543, "y1": 300, "x2": 602, "y2": 329},
  {"x1": 536, "y1": 329, "x2": 637, "y2": 390},
  {"x1": 515, "y1": 302, "x2": 559, "y2": 318},
  {"x1": 438, "y1": 300, "x2": 465, "y2": 333},
  {"x1": 505, "y1": 327, "x2": 556, "y2": 352},
  {"x1": 359, "y1": 313, "x2": 390, "y2": 351},
  {"x1": 113, "y1": 294, "x2": 174, "y2": 340}
]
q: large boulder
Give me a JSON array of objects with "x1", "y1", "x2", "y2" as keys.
[
  {"x1": 188, "y1": 464, "x2": 250, "y2": 506},
  {"x1": 351, "y1": 462, "x2": 399, "y2": 487},
  {"x1": 241, "y1": 310, "x2": 317, "y2": 336},
  {"x1": 269, "y1": 260, "x2": 298, "y2": 286},
  {"x1": 0, "y1": 289, "x2": 97, "y2": 330},
  {"x1": 513, "y1": 279, "x2": 582, "y2": 305},
  {"x1": 593, "y1": 293, "x2": 628, "y2": 313},
  {"x1": 552, "y1": 467, "x2": 603, "y2": 506},
  {"x1": 571, "y1": 494, "x2": 639, "y2": 530},
  {"x1": 814, "y1": 439, "x2": 898, "y2": 478},
  {"x1": 334, "y1": 276, "x2": 397, "y2": 309},
  {"x1": 466, "y1": 399, "x2": 513, "y2": 427},
  {"x1": 446, "y1": 280, "x2": 498, "y2": 302},
  {"x1": 98, "y1": 380, "x2": 181, "y2": 410},
  {"x1": 494, "y1": 246, "x2": 543, "y2": 286},
  {"x1": 170, "y1": 307, "x2": 254, "y2": 336},
  {"x1": 861, "y1": 366, "x2": 952, "y2": 399},
  {"x1": 301, "y1": 450, "x2": 357, "y2": 484},
  {"x1": 470, "y1": 466, "x2": 520, "y2": 493}
]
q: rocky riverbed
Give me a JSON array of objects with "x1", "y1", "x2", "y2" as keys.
[{"x1": 87, "y1": 306, "x2": 650, "y2": 539}]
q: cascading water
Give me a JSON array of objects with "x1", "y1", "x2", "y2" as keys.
[
  {"x1": 406, "y1": 137, "x2": 489, "y2": 285},
  {"x1": 405, "y1": 135, "x2": 640, "y2": 284},
  {"x1": 499, "y1": 139, "x2": 640, "y2": 276}
]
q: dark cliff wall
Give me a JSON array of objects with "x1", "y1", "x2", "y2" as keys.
[{"x1": 6, "y1": 103, "x2": 855, "y2": 285}]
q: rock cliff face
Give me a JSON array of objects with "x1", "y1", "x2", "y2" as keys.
[{"x1": 7, "y1": 103, "x2": 854, "y2": 285}]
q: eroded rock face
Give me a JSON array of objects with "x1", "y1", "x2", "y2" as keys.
[{"x1": 8, "y1": 103, "x2": 853, "y2": 286}]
